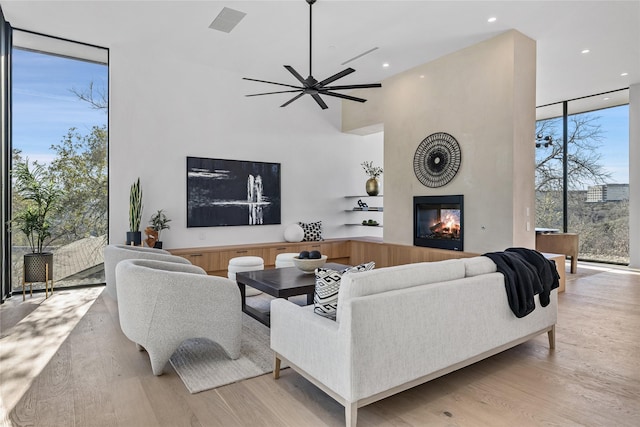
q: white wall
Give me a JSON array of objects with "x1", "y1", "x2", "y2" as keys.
[
  {"x1": 108, "y1": 40, "x2": 383, "y2": 249},
  {"x1": 380, "y1": 30, "x2": 536, "y2": 254}
]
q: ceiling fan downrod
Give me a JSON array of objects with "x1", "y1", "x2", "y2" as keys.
[{"x1": 307, "y1": 0, "x2": 315, "y2": 78}]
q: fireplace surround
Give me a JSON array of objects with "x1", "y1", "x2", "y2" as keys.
[{"x1": 414, "y1": 195, "x2": 464, "y2": 251}]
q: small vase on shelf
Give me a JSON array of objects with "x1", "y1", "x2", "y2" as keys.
[
  {"x1": 366, "y1": 178, "x2": 380, "y2": 196},
  {"x1": 361, "y1": 161, "x2": 383, "y2": 196}
]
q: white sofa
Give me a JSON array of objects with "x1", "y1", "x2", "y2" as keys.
[
  {"x1": 104, "y1": 244, "x2": 191, "y2": 300},
  {"x1": 270, "y1": 256, "x2": 557, "y2": 427},
  {"x1": 116, "y1": 259, "x2": 242, "y2": 375}
]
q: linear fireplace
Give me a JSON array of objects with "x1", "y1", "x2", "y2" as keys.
[{"x1": 414, "y1": 195, "x2": 464, "y2": 251}]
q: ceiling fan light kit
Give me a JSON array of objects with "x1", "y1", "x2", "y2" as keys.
[{"x1": 243, "y1": 0, "x2": 382, "y2": 110}]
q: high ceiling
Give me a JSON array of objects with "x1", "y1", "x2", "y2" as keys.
[{"x1": 1, "y1": 1, "x2": 638, "y2": 111}]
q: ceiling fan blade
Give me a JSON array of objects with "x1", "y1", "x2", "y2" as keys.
[
  {"x1": 243, "y1": 77, "x2": 301, "y2": 90},
  {"x1": 322, "y1": 83, "x2": 382, "y2": 90},
  {"x1": 280, "y1": 92, "x2": 305, "y2": 108},
  {"x1": 246, "y1": 89, "x2": 303, "y2": 97},
  {"x1": 316, "y1": 68, "x2": 355, "y2": 87},
  {"x1": 319, "y1": 91, "x2": 367, "y2": 103},
  {"x1": 311, "y1": 94, "x2": 328, "y2": 110},
  {"x1": 284, "y1": 66, "x2": 307, "y2": 85}
]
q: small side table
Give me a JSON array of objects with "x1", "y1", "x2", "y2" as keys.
[{"x1": 536, "y1": 232, "x2": 579, "y2": 274}]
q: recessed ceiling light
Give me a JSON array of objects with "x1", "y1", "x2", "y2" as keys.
[
  {"x1": 621, "y1": 72, "x2": 629, "y2": 76},
  {"x1": 603, "y1": 97, "x2": 611, "y2": 101},
  {"x1": 419, "y1": 75, "x2": 425, "y2": 79},
  {"x1": 382, "y1": 63, "x2": 390, "y2": 68},
  {"x1": 487, "y1": 17, "x2": 497, "y2": 23},
  {"x1": 581, "y1": 49, "x2": 590, "y2": 54}
]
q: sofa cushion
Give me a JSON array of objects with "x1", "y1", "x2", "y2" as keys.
[
  {"x1": 298, "y1": 221, "x2": 324, "y2": 241},
  {"x1": 336, "y1": 259, "x2": 466, "y2": 322},
  {"x1": 314, "y1": 262, "x2": 375, "y2": 320},
  {"x1": 463, "y1": 256, "x2": 497, "y2": 277}
]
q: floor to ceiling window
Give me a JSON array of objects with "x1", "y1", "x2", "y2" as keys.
[
  {"x1": 535, "y1": 89, "x2": 630, "y2": 264},
  {"x1": 10, "y1": 31, "x2": 108, "y2": 293}
]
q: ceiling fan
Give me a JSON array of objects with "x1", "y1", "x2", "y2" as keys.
[{"x1": 243, "y1": 0, "x2": 382, "y2": 110}]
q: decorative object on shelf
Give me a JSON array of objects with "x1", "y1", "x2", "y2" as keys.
[
  {"x1": 127, "y1": 177, "x2": 143, "y2": 245},
  {"x1": 362, "y1": 219, "x2": 379, "y2": 226},
  {"x1": 361, "y1": 160, "x2": 383, "y2": 196},
  {"x1": 355, "y1": 199, "x2": 369, "y2": 210},
  {"x1": 298, "y1": 220, "x2": 324, "y2": 241},
  {"x1": 187, "y1": 157, "x2": 281, "y2": 227},
  {"x1": 12, "y1": 159, "x2": 63, "y2": 299},
  {"x1": 243, "y1": 0, "x2": 381, "y2": 110},
  {"x1": 413, "y1": 132, "x2": 461, "y2": 188},
  {"x1": 148, "y1": 209, "x2": 171, "y2": 248},
  {"x1": 284, "y1": 223, "x2": 305, "y2": 242},
  {"x1": 293, "y1": 254, "x2": 328, "y2": 274}
]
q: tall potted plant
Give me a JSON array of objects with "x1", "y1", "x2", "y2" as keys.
[
  {"x1": 126, "y1": 178, "x2": 143, "y2": 245},
  {"x1": 149, "y1": 209, "x2": 171, "y2": 249},
  {"x1": 12, "y1": 159, "x2": 63, "y2": 283}
]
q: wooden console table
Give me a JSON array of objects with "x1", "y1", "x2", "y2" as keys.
[
  {"x1": 536, "y1": 232, "x2": 578, "y2": 274},
  {"x1": 169, "y1": 238, "x2": 566, "y2": 292}
]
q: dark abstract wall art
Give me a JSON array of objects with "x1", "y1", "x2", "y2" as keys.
[{"x1": 187, "y1": 157, "x2": 281, "y2": 227}]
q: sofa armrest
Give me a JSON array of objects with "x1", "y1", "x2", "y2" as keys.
[{"x1": 270, "y1": 299, "x2": 351, "y2": 399}]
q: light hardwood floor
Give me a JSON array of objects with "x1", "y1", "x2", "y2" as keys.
[{"x1": 1, "y1": 262, "x2": 639, "y2": 426}]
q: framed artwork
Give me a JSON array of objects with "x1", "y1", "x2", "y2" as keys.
[{"x1": 187, "y1": 156, "x2": 281, "y2": 227}]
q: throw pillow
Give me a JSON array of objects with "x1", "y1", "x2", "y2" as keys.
[
  {"x1": 298, "y1": 221, "x2": 324, "y2": 241},
  {"x1": 314, "y1": 261, "x2": 375, "y2": 320}
]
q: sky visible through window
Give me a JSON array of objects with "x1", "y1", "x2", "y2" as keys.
[
  {"x1": 12, "y1": 48, "x2": 628, "y2": 187},
  {"x1": 12, "y1": 48, "x2": 107, "y2": 164},
  {"x1": 536, "y1": 104, "x2": 630, "y2": 188}
]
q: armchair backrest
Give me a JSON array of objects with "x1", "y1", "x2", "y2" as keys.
[{"x1": 104, "y1": 244, "x2": 191, "y2": 300}]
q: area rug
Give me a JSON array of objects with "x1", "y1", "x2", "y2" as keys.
[{"x1": 170, "y1": 313, "x2": 278, "y2": 394}]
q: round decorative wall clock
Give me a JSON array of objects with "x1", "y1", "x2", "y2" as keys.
[{"x1": 413, "y1": 132, "x2": 461, "y2": 188}]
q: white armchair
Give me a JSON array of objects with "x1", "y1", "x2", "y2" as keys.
[
  {"x1": 115, "y1": 259, "x2": 242, "y2": 375},
  {"x1": 104, "y1": 244, "x2": 191, "y2": 300}
]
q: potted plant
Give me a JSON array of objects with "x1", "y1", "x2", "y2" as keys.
[
  {"x1": 361, "y1": 161, "x2": 383, "y2": 196},
  {"x1": 126, "y1": 177, "x2": 143, "y2": 245},
  {"x1": 148, "y1": 209, "x2": 171, "y2": 249},
  {"x1": 12, "y1": 159, "x2": 63, "y2": 284}
]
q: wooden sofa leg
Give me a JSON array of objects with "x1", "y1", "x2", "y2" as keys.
[
  {"x1": 345, "y1": 402, "x2": 357, "y2": 427},
  {"x1": 548, "y1": 325, "x2": 556, "y2": 350},
  {"x1": 274, "y1": 355, "x2": 281, "y2": 379}
]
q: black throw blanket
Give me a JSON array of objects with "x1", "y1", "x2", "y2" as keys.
[{"x1": 483, "y1": 248, "x2": 560, "y2": 318}]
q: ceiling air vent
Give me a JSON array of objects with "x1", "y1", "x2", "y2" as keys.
[{"x1": 209, "y1": 7, "x2": 246, "y2": 33}]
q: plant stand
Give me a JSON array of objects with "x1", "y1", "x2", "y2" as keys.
[{"x1": 22, "y1": 262, "x2": 53, "y2": 301}]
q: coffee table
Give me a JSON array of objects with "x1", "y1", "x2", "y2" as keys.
[{"x1": 235, "y1": 263, "x2": 349, "y2": 326}]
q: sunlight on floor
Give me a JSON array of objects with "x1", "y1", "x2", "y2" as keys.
[
  {"x1": 0, "y1": 287, "x2": 103, "y2": 421},
  {"x1": 575, "y1": 261, "x2": 640, "y2": 275}
]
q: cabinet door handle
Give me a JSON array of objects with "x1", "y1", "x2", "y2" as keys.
[
  {"x1": 276, "y1": 247, "x2": 287, "y2": 250},
  {"x1": 190, "y1": 254, "x2": 203, "y2": 257},
  {"x1": 236, "y1": 250, "x2": 248, "y2": 254},
  {"x1": 310, "y1": 245, "x2": 320, "y2": 248}
]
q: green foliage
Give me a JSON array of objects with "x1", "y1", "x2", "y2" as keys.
[
  {"x1": 12, "y1": 159, "x2": 63, "y2": 253},
  {"x1": 149, "y1": 209, "x2": 171, "y2": 240},
  {"x1": 361, "y1": 161, "x2": 383, "y2": 179},
  {"x1": 129, "y1": 178, "x2": 143, "y2": 232},
  {"x1": 47, "y1": 126, "x2": 108, "y2": 242}
]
